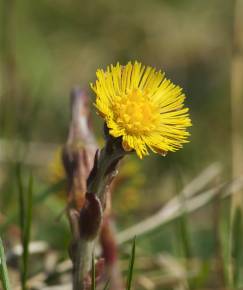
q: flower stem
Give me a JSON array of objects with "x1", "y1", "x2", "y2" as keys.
[{"x1": 72, "y1": 137, "x2": 125, "y2": 290}]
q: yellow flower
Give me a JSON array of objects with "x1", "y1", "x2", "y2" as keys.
[{"x1": 91, "y1": 61, "x2": 192, "y2": 159}]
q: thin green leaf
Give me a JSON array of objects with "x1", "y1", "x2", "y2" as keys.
[
  {"x1": 176, "y1": 213, "x2": 192, "y2": 259},
  {"x1": 126, "y1": 237, "x2": 136, "y2": 290},
  {"x1": 22, "y1": 174, "x2": 33, "y2": 290},
  {"x1": 219, "y1": 206, "x2": 231, "y2": 287},
  {"x1": 190, "y1": 260, "x2": 210, "y2": 289},
  {"x1": 0, "y1": 180, "x2": 65, "y2": 233},
  {"x1": 231, "y1": 207, "x2": 242, "y2": 288},
  {"x1": 16, "y1": 164, "x2": 25, "y2": 244},
  {"x1": 16, "y1": 165, "x2": 26, "y2": 289},
  {"x1": 17, "y1": 168, "x2": 34, "y2": 290},
  {"x1": 103, "y1": 280, "x2": 110, "y2": 290},
  {"x1": 34, "y1": 180, "x2": 65, "y2": 203},
  {"x1": 0, "y1": 238, "x2": 12, "y2": 290}
]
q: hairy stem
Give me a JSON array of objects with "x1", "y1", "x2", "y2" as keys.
[{"x1": 72, "y1": 139, "x2": 125, "y2": 290}]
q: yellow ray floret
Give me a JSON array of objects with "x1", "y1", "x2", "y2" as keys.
[{"x1": 91, "y1": 61, "x2": 192, "y2": 159}]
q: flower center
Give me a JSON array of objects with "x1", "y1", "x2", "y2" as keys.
[{"x1": 112, "y1": 89, "x2": 159, "y2": 135}]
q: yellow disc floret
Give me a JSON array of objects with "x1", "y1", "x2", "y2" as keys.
[
  {"x1": 112, "y1": 88, "x2": 160, "y2": 135},
  {"x1": 91, "y1": 61, "x2": 192, "y2": 159}
]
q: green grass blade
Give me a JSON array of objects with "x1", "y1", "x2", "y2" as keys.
[
  {"x1": 231, "y1": 207, "x2": 242, "y2": 289},
  {"x1": 126, "y1": 237, "x2": 136, "y2": 290},
  {"x1": 0, "y1": 238, "x2": 12, "y2": 290},
  {"x1": 219, "y1": 205, "x2": 231, "y2": 287},
  {"x1": 190, "y1": 260, "x2": 210, "y2": 289},
  {"x1": 34, "y1": 180, "x2": 65, "y2": 203},
  {"x1": 16, "y1": 165, "x2": 26, "y2": 289},
  {"x1": 17, "y1": 168, "x2": 34, "y2": 290},
  {"x1": 0, "y1": 180, "x2": 65, "y2": 233},
  {"x1": 91, "y1": 253, "x2": 96, "y2": 290},
  {"x1": 176, "y1": 213, "x2": 192, "y2": 259},
  {"x1": 22, "y1": 174, "x2": 33, "y2": 290},
  {"x1": 16, "y1": 164, "x2": 25, "y2": 244},
  {"x1": 103, "y1": 280, "x2": 110, "y2": 290}
]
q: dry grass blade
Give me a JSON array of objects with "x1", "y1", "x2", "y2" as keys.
[
  {"x1": 41, "y1": 285, "x2": 71, "y2": 290},
  {"x1": 117, "y1": 173, "x2": 243, "y2": 244},
  {"x1": 117, "y1": 163, "x2": 222, "y2": 244}
]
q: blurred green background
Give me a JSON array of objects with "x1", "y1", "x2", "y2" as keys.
[{"x1": 0, "y1": 0, "x2": 242, "y2": 289}]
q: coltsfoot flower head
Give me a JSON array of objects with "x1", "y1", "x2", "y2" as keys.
[{"x1": 91, "y1": 61, "x2": 192, "y2": 159}]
